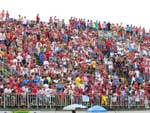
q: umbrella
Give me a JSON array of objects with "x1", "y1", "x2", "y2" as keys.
[
  {"x1": 63, "y1": 104, "x2": 87, "y2": 111},
  {"x1": 87, "y1": 105, "x2": 107, "y2": 112}
]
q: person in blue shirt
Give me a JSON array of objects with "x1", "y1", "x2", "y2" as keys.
[
  {"x1": 136, "y1": 76, "x2": 143, "y2": 84},
  {"x1": 125, "y1": 25, "x2": 130, "y2": 33},
  {"x1": 18, "y1": 81, "x2": 25, "y2": 87},
  {"x1": 56, "y1": 83, "x2": 63, "y2": 92},
  {"x1": 76, "y1": 22, "x2": 81, "y2": 29},
  {"x1": 39, "y1": 50, "x2": 44, "y2": 65},
  {"x1": 63, "y1": 34, "x2": 68, "y2": 42},
  {"x1": 23, "y1": 79, "x2": 29, "y2": 85},
  {"x1": 43, "y1": 78, "x2": 48, "y2": 84}
]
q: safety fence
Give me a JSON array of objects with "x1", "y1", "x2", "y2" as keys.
[{"x1": 0, "y1": 94, "x2": 149, "y2": 110}]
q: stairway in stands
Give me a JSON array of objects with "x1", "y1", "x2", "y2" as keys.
[
  {"x1": 34, "y1": 53, "x2": 41, "y2": 65},
  {"x1": 0, "y1": 59, "x2": 11, "y2": 77},
  {"x1": 0, "y1": 53, "x2": 41, "y2": 77}
]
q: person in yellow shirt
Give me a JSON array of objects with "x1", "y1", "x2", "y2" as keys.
[
  {"x1": 92, "y1": 60, "x2": 96, "y2": 68},
  {"x1": 101, "y1": 88, "x2": 107, "y2": 106},
  {"x1": 91, "y1": 60, "x2": 96, "y2": 72},
  {"x1": 75, "y1": 76, "x2": 81, "y2": 87}
]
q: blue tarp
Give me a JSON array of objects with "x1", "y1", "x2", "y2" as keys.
[{"x1": 87, "y1": 105, "x2": 107, "y2": 112}]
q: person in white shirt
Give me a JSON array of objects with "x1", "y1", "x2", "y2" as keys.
[
  {"x1": 45, "y1": 87, "x2": 53, "y2": 98},
  {"x1": 38, "y1": 88, "x2": 45, "y2": 105},
  {"x1": 4, "y1": 87, "x2": 12, "y2": 94},
  {"x1": 43, "y1": 60, "x2": 49, "y2": 69},
  {"x1": 22, "y1": 16, "x2": 28, "y2": 26},
  {"x1": 95, "y1": 70, "x2": 101, "y2": 79},
  {"x1": 0, "y1": 32, "x2": 6, "y2": 42},
  {"x1": 22, "y1": 86, "x2": 29, "y2": 98},
  {"x1": 103, "y1": 57, "x2": 108, "y2": 65},
  {"x1": 134, "y1": 69, "x2": 140, "y2": 78},
  {"x1": 107, "y1": 59, "x2": 114, "y2": 73},
  {"x1": 26, "y1": 54, "x2": 31, "y2": 64},
  {"x1": 112, "y1": 93, "x2": 117, "y2": 104},
  {"x1": 16, "y1": 53, "x2": 23, "y2": 63},
  {"x1": 131, "y1": 75, "x2": 136, "y2": 85},
  {"x1": 139, "y1": 88, "x2": 144, "y2": 105},
  {"x1": 12, "y1": 58, "x2": 18, "y2": 65}
]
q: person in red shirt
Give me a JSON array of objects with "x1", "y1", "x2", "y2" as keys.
[
  {"x1": 73, "y1": 87, "x2": 82, "y2": 104},
  {"x1": 133, "y1": 81, "x2": 139, "y2": 90},
  {"x1": 49, "y1": 17, "x2": 53, "y2": 24},
  {"x1": 45, "y1": 48, "x2": 52, "y2": 60},
  {"x1": 31, "y1": 85, "x2": 38, "y2": 94},
  {"x1": 44, "y1": 29, "x2": 49, "y2": 38},
  {"x1": 36, "y1": 14, "x2": 40, "y2": 24},
  {"x1": 116, "y1": 88, "x2": 121, "y2": 97},
  {"x1": 15, "y1": 86, "x2": 22, "y2": 94},
  {"x1": 98, "y1": 21, "x2": 102, "y2": 30}
]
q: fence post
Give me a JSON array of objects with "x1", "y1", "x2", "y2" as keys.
[
  {"x1": 55, "y1": 94, "x2": 58, "y2": 111},
  {"x1": 3, "y1": 94, "x2": 5, "y2": 109},
  {"x1": 27, "y1": 94, "x2": 30, "y2": 109},
  {"x1": 17, "y1": 94, "x2": 19, "y2": 108},
  {"x1": 70, "y1": 95, "x2": 73, "y2": 104},
  {"x1": 109, "y1": 95, "x2": 112, "y2": 110},
  {"x1": 50, "y1": 95, "x2": 51, "y2": 109},
  {"x1": 36, "y1": 94, "x2": 38, "y2": 109}
]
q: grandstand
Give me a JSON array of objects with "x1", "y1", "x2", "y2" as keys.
[{"x1": 0, "y1": 10, "x2": 150, "y2": 110}]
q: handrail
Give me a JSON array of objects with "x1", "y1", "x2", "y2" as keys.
[{"x1": 0, "y1": 94, "x2": 149, "y2": 110}]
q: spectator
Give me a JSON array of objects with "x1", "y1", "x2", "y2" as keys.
[{"x1": 0, "y1": 10, "x2": 149, "y2": 109}]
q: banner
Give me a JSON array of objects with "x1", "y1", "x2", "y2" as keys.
[
  {"x1": 0, "y1": 112, "x2": 39, "y2": 113},
  {"x1": 11, "y1": 111, "x2": 30, "y2": 113},
  {"x1": 0, "y1": 111, "x2": 48, "y2": 113}
]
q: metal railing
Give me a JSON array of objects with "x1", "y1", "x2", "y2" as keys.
[{"x1": 0, "y1": 94, "x2": 149, "y2": 110}]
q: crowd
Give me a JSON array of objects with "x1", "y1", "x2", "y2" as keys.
[{"x1": 0, "y1": 10, "x2": 150, "y2": 108}]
